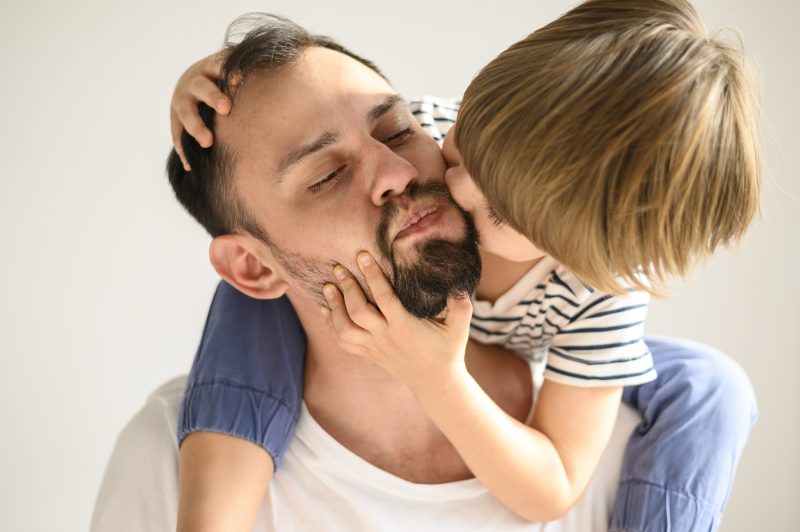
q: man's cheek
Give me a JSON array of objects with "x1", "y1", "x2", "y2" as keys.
[{"x1": 401, "y1": 139, "x2": 447, "y2": 179}]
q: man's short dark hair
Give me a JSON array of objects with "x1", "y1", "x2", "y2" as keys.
[{"x1": 166, "y1": 13, "x2": 388, "y2": 242}]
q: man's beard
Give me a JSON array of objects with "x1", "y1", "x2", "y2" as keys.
[
  {"x1": 269, "y1": 180, "x2": 481, "y2": 319},
  {"x1": 376, "y1": 180, "x2": 481, "y2": 318}
]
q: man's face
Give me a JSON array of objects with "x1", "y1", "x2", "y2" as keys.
[{"x1": 215, "y1": 47, "x2": 480, "y2": 317}]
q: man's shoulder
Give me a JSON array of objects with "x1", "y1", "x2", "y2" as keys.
[
  {"x1": 107, "y1": 375, "x2": 186, "y2": 468},
  {"x1": 90, "y1": 377, "x2": 186, "y2": 532},
  {"x1": 149, "y1": 375, "x2": 188, "y2": 405},
  {"x1": 136, "y1": 375, "x2": 187, "y2": 430}
]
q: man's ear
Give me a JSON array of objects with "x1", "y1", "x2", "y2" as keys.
[{"x1": 208, "y1": 234, "x2": 289, "y2": 300}]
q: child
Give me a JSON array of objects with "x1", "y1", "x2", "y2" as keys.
[{"x1": 170, "y1": 0, "x2": 759, "y2": 529}]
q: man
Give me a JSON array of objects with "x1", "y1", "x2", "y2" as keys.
[{"x1": 91, "y1": 14, "x2": 755, "y2": 532}]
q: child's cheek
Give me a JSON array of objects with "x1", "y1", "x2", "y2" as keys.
[{"x1": 444, "y1": 168, "x2": 479, "y2": 215}]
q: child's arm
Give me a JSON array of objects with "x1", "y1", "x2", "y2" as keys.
[
  {"x1": 323, "y1": 253, "x2": 622, "y2": 522},
  {"x1": 413, "y1": 371, "x2": 622, "y2": 522}
]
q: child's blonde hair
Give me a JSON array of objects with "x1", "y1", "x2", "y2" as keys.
[{"x1": 455, "y1": 0, "x2": 761, "y2": 295}]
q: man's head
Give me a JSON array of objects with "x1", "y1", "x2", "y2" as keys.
[{"x1": 167, "y1": 14, "x2": 480, "y2": 318}]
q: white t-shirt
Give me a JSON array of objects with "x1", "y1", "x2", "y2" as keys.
[{"x1": 91, "y1": 376, "x2": 641, "y2": 532}]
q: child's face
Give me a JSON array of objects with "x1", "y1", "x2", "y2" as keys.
[{"x1": 442, "y1": 132, "x2": 546, "y2": 262}]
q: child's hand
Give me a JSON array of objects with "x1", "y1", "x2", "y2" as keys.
[
  {"x1": 322, "y1": 251, "x2": 474, "y2": 392},
  {"x1": 170, "y1": 53, "x2": 234, "y2": 171}
]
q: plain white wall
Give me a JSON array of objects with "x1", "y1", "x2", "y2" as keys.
[{"x1": 0, "y1": 0, "x2": 797, "y2": 530}]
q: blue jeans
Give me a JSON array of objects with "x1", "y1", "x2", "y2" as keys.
[
  {"x1": 611, "y1": 336, "x2": 758, "y2": 531},
  {"x1": 179, "y1": 282, "x2": 757, "y2": 531}
]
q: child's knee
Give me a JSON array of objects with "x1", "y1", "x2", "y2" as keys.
[
  {"x1": 702, "y1": 346, "x2": 758, "y2": 437},
  {"x1": 648, "y1": 337, "x2": 758, "y2": 436}
]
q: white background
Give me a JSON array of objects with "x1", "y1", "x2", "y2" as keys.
[{"x1": 0, "y1": 0, "x2": 797, "y2": 530}]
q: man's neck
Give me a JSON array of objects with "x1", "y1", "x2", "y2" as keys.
[{"x1": 287, "y1": 290, "x2": 532, "y2": 483}]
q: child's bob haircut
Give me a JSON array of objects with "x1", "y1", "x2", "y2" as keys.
[{"x1": 455, "y1": 0, "x2": 761, "y2": 295}]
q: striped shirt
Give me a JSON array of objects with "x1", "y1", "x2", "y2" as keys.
[
  {"x1": 409, "y1": 95, "x2": 459, "y2": 143},
  {"x1": 409, "y1": 96, "x2": 656, "y2": 388},
  {"x1": 470, "y1": 256, "x2": 655, "y2": 387}
]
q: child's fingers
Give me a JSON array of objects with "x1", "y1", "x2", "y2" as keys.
[
  {"x1": 189, "y1": 76, "x2": 231, "y2": 115},
  {"x1": 175, "y1": 101, "x2": 213, "y2": 148},
  {"x1": 170, "y1": 108, "x2": 191, "y2": 171},
  {"x1": 333, "y1": 264, "x2": 385, "y2": 331},
  {"x1": 445, "y1": 295, "x2": 474, "y2": 328},
  {"x1": 169, "y1": 53, "x2": 228, "y2": 172},
  {"x1": 356, "y1": 252, "x2": 403, "y2": 320},
  {"x1": 319, "y1": 306, "x2": 371, "y2": 358},
  {"x1": 322, "y1": 284, "x2": 372, "y2": 348},
  {"x1": 201, "y1": 53, "x2": 226, "y2": 78}
]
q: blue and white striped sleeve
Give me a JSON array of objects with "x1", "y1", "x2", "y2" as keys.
[
  {"x1": 408, "y1": 96, "x2": 460, "y2": 143},
  {"x1": 545, "y1": 281, "x2": 656, "y2": 388}
]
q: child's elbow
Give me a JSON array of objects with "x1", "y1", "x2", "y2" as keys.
[{"x1": 516, "y1": 489, "x2": 576, "y2": 523}]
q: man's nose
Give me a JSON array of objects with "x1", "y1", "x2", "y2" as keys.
[{"x1": 369, "y1": 142, "x2": 418, "y2": 206}]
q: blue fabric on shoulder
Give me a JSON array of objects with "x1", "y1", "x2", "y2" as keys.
[{"x1": 177, "y1": 281, "x2": 306, "y2": 470}]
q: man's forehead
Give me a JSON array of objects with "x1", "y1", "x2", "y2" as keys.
[
  {"x1": 226, "y1": 47, "x2": 393, "y2": 123},
  {"x1": 216, "y1": 47, "x2": 398, "y2": 170}
]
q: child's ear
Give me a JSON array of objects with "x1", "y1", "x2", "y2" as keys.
[{"x1": 208, "y1": 234, "x2": 289, "y2": 300}]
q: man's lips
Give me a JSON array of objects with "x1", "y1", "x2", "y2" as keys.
[{"x1": 394, "y1": 205, "x2": 442, "y2": 241}]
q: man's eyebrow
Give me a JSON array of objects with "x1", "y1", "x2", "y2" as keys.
[
  {"x1": 369, "y1": 94, "x2": 405, "y2": 123},
  {"x1": 274, "y1": 95, "x2": 404, "y2": 182},
  {"x1": 276, "y1": 130, "x2": 344, "y2": 178}
]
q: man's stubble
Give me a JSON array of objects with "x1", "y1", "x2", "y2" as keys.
[{"x1": 269, "y1": 180, "x2": 481, "y2": 319}]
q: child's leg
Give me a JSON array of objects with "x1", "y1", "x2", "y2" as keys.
[
  {"x1": 611, "y1": 336, "x2": 758, "y2": 532},
  {"x1": 178, "y1": 432, "x2": 273, "y2": 532},
  {"x1": 176, "y1": 281, "x2": 307, "y2": 531},
  {"x1": 178, "y1": 281, "x2": 306, "y2": 466}
]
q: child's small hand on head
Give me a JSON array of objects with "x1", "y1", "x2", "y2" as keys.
[
  {"x1": 170, "y1": 53, "x2": 237, "y2": 171},
  {"x1": 322, "y1": 251, "x2": 473, "y2": 392}
]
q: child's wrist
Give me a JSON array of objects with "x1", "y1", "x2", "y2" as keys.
[{"x1": 408, "y1": 362, "x2": 473, "y2": 407}]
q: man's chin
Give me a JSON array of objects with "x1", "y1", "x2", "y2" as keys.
[
  {"x1": 391, "y1": 238, "x2": 446, "y2": 266},
  {"x1": 374, "y1": 181, "x2": 481, "y2": 319},
  {"x1": 390, "y1": 209, "x2": 469, "y2": 263},
  {"x1": 390, "y1": 221, "x2": 481, "y2": 319}
]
